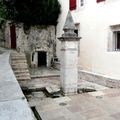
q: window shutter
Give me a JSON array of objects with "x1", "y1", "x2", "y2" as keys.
[
  {"x1": 70, "y1": 0, "x2": 76, "y2": 10},
  {"x1": 96, "y1": 0, "x2": 105, "y2": 3}
]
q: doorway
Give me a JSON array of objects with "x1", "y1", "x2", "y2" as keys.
[
  {"x1": 10, "y1": 25, "x2": 16, "y2": 49},
  {"x1": 38, "y1": 51, "x2": 47, "y2": 67}
]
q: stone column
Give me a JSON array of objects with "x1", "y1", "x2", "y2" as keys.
[{"x1": 58, "y1": 11, "x2": 80, "y2": 95}]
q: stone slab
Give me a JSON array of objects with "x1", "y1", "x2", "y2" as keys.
[
  {"x1": 0, "y1": 81, "x2": 24, "y2": 101},
  {"x1": 0, "y1": 51, "x2": 24, "y2": 101},
  {"x1": 0, "y1": 99, "x2": 35, "y2": 120},
  {"x1": 53, "y1": 96, "x2": 71, "y2": 103},
  {"x1": 0, "y1": 50, "x2": 35, "y2": 120}
]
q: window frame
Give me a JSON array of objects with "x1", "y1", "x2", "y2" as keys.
[
  {"x1": 77, "y1": 0, "x2": 85, "y2": 9},
  {"x1": 108, "y1": 25, "x2": 120, "y2": 52},
  {"x1": 113, "y1": 31, "x2": 120, "y2": 51}
]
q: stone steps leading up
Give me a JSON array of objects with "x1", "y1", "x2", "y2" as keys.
[{"x1": 10, "y1": 51, "x2": 31, "y2": 85}]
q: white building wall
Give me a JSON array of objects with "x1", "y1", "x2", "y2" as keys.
[
  {"x1": 56, "y1": 0, "x2": 69, "y2": 59},
  {"x1": 57, "y1": 0, "x2": 120, "y2": 79}
]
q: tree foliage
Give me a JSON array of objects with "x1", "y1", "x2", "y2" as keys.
[
  {"x1": 4, "y1": 0, "x2": 61, "y2": 26},
  {"x1": 0, "y1": 0, "x2": 6, "y2": 22}
]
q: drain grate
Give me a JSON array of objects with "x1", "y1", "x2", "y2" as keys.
[
  {"x1": 59, "y1": 102, "x2": 67, "y2": 106},
  {"x1": 96, "y1": 96, "x2": 103, "y2": 99}
]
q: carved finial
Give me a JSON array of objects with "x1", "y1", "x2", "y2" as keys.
[{"x1": 63, "y1": 11, "x2": 76, "y2": 37}]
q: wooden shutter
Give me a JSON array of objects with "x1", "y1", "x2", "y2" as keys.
[
  {"x1": 96, "y1": 0, "x2": 105, "y2": 3},
  {"x1": 70, "y1": 0, "x2": 76, "y2": 10}
]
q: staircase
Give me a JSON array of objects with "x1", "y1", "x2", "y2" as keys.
[{"x1": 10, "y1": 51, "x2": 31, "y2": 86}]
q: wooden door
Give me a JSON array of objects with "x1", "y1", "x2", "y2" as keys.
[{"x1": 10, "y1": 25, "x2": 16, "y2": 49}]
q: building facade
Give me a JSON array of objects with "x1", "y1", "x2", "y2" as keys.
[
  {"x1": 2, "y1": 22, "x2": 56, "y2": 68},
  {"x1": 56, "y1": 0, "x2": 120, "y2": 87}
]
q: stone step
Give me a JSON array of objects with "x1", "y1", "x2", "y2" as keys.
[
  {"x1": 14, "y1": 70, "x2": 30, "y2": 74},
  {"x1": 11, "y1": 52, "x2": 25, "y2": 56},
  {"x1": 15, "y1": 73, "x2": 30, "y2": 78},
  {"x1": 12, "y1": 65, "x2": 28, "y2": 68},
  {"x1": 11, "y1": 60, "x2": 27, "y2": 64},
  {"x1": 11, "y1": 58, "x2": 27, "y2": 62},
  {"x1": 12, "y1": 67, "x2": 28, "y2": 71},
  {"x1": 16, "y1": 77, "x2": 30, "y2": 80},
  {"x1": 12, "y1": 67, "x2": 28, "y2": 70},
  {"x1": 11, "y1": 56, "x2": 26, "y2": 60},
  {"x1": 17, "y1": 77, "x2": 31, "y2": 81},
  {"x1": 31, "y1": 74, "x2": 60, "y2": 79},
  {"x1": 11, "y1": 64, "x2": 28, "y2": 68},
  {"x1": 11, "y1": 55, "x2": 26, "y2": 58}
]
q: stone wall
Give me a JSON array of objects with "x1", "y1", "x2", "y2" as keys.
[
  {"x1": 4, "y1": 21, "x2": 11, "y2": 48},
  {"x1": 79, "y1": 69, "x2": 120, "y2": 88},
  {"x1": 0, "y1": 29, "x2": 4, "y2": 47},
  {"x1": 0, "y1": 23, "x2": 5, "y2": 47},
  {"x1": 17, "y1": 25, "x2": 56, "y2": 67},
  {"x1": 4, "y1": 22, "x2": 56, "y2": 67}
]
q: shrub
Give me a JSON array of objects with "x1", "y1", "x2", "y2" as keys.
[
  {"x1": 0, "y1": 0, "x2": 6, "y2": 22},
  {"x1": 4, "y1": 0, "x2": 61, "y2": 26}
]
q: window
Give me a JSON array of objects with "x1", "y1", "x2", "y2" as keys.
[
  {"x1": 113, "y1": 31, "x2": 120, "y2": 50},
  {"x1": 96, "y1": 0, "x2": 105, "y2": 3},
  {"x1": 77, "y1": 0, "x2": 85, "y2": 9},
  {"x1": 108, "y1": 25, "x2": 120, "y2": 51},
  {"x1": 80, "y1": 0, "x2": 84, "y2": 7},
  {"x1": 74, "y1": 23, "x2": 80, "y2": 56},
  {"x1": 74, "y1": 29, "x2": 78, "y2": 36}
]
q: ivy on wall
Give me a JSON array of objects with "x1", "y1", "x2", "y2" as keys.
[{"x1": 4, "y1": 0, "x2": 61, "y2": 26}]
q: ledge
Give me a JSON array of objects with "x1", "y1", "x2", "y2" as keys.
[{"x1": 0, "y1": 50, "x2": 35, "y2": 120}]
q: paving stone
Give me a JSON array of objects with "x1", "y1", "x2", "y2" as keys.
[
  {"x1": 78, "y1": 80, "x2": 108, "y2": 91},
  {"x1": 38, "y1": 109, "x2": 63, "y2": 120},
  {"x1": 0, "y1": 99, "x2": 35, "y2": 120},
  {"x1": 0, "y1": 50, "x2": 34, "y2": 120},
  {"x1": 54, "y1": 96, "x2": 71, "y2": 103},
  {"x1": 67, "y1": 104, "x2": 82, "y2": 113},
  {"x1": 111, "y1": 112, "x2": 120, "y2": 120},
  {"x1": 82, "y1": 108, "x2": 105, "y2": 119},
  {"x1": 89, "y1": 116, "x2": 116, "y2": 120},
  {"x1": 88, "y1": 91, "x2": 105, "y2": 96},
  {"x1": 50, "y1": 116, "x2": 67, "y2": 120},
  {"x1": 46, "y1": 85, "x2": 60, "y2": 94},
  {"x1": 31, "y1": 91, "x2": 46, "y2": 99}
]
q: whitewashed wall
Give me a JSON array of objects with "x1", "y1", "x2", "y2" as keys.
[
  {"x1": 56, "y1": 0, "x2": 69, "y2": 59},
  {"x1": 57, "y1": 0, "x2": 120, "y2": 79}
]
